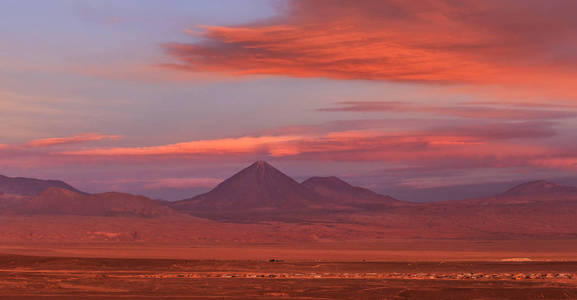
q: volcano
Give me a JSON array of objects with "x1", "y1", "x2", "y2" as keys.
[{"x1": 172, "y1": 161, "x2": 329, "y2": 213}]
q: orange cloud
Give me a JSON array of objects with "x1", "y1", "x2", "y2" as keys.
[
  {"x1": 58, "y1": 122, "x2": 557, "y2": 170},
  {"x1": 61, "y1": 135, "x2": 303, "y2": 156},
  {"x1": 531, "y1": 158, "x2": 577, "y2": 171},
  {"x1": 27, "y1": 133, "x2": 122, "y2": 148},
  {"x1": 1, "y1": 118, "x2": 575, "y2": 178},
  {"x1": 60, "y1": 131, "x2": 491, "y2": 158},
  {"x1": 164, "y1": 0, "x2": 577, "y2": 96}
]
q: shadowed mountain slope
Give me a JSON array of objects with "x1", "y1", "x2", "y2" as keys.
[{"x1": 301, "y1": 176, "x2": 405, "y2": 208}]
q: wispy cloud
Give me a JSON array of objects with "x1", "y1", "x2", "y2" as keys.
[
  {"x1": 60, "y1": 135, "x2": 302, "y2": 156},
  {"x1": 163, "y1": 0, "x2": 577, "y2": 96},
  {"x1": 55, "y1": 121, "x2": 564, "y2": 173},
  {"x1": 27, "y1": 133, "x2": 122, "y2": 148},
  {"x1": 1, "y1": 121, "x2": 576, "y2": 195},
  {"x1": 319, "y1": 101, "x2": 577, "y2": 120}
]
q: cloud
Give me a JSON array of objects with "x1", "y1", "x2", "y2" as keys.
[
  {"x1": 60, "y1": 135, "x2": 303, "y2": 156},
  {"x1": 531, "y1": 157, "x2": 577, "y2": 171},
  {"x1": 27, "y1": 133, "x2": 122, "y2": 148},
  {"x1": 163, "y1": 0, "x2": 577, "y2": 95},
  {"x1": 319, "y1": 101, "x2": 577, "y2": 120},
  {"x1": 58, "y1": 121, "x2": 558, "y2": 169}
]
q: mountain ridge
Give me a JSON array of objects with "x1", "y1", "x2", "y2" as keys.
[{"x1": 301, "y1": 176, "x2": 405, "y2": 208}]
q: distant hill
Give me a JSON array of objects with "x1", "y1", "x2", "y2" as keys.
[
  {"x1": 438, "y1": 180, "x2": 577, "y2": 206},
  {"x1": 0, "y1": 174, "x2": 84, "y2": 209},
  {"x1": 500, "y1": 180, "x2": 577, "y2": 198},
  {"x1": 0, "y1": 174, "x2": 175, "y2": 217},
  {"x1": 301, "y1": 176, "x2": 404, "y2": 209},
  {"x1": 0, "y1": 174, "x2": 83, "y2": 197},
  {"x1": 21, "y1": 187, "x2": 175, "y2": 217}
]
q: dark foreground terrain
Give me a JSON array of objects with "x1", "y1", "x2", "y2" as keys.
[{"x1": 1, "y1": 254, "x2": 577, "y2": 299}]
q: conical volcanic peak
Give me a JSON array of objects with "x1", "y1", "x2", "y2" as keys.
[
  {"x1": 231, "y1": 160, "x2": 291, "y2": 183},
  {"x1": 501, "y1": 180, "x2": 577, "y2": 196},
  {"x1": 173, "y1": 161, "x2": 322, "y2": 212}
]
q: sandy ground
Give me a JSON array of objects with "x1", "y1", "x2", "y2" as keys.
[
  {"x1": 2, "y1": 239, "x2": 577, "y2": 261},
  {"x1": 2, "y1": 253, "x2": 577, "y2": 299},
  {"x1": 2, "y1": 240, "x2": 577, "y2": 298}
]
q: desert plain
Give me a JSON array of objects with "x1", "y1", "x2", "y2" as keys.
[{"x1": 2, "y1": 239, "x2": 577, "y2": 299}]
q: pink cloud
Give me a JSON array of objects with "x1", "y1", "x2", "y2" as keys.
[
  {"x1": 164, "y1": 0, "x2": 577, "y2": 97},
  {"x1": 55, "y1": 121, "x2": 559, "y2": 172},
  {"x1": 1, "y1": 120, "x2": 574, "y2": 178},
  {"x1": 60, "y1": 135, "x2": 303, "y2": 156},
  {"x1": 27, "y1": 133, "x2": 121, "y2": 148}
]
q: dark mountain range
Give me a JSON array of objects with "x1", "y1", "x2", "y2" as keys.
[{"x1": 3, "y1": 163, "x2": 577, "y2": 239}]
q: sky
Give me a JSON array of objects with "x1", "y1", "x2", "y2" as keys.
[{"x1": 1, "y1": 0, "x2": 577, "y2": 201}]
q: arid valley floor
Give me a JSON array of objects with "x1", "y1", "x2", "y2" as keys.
[{"x1": 2, "y1": 240, "x2": 577, "y2": 299}]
